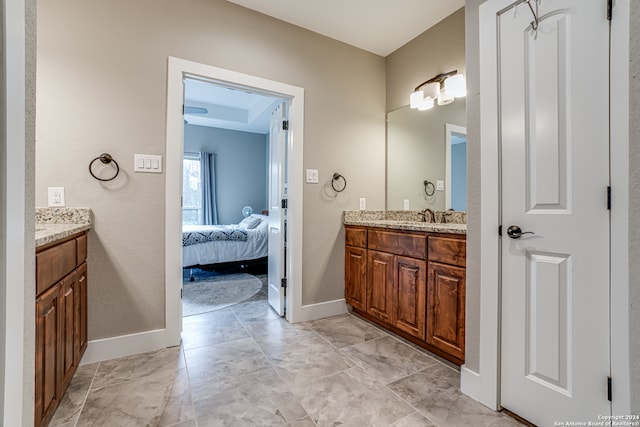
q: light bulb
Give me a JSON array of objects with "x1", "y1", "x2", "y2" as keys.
[
  {"x1": 444, "y1": 74, "x2": 466, "y2": 98},
  {"x1": 438, "y1": 92, "x2": 454, "y2": 106},
  {"x1": 410, "y1": 90, "x2": 424, "y2": 109},
  {"x1": 418, "y1": 97, "x2": 435, "y2": 111}
]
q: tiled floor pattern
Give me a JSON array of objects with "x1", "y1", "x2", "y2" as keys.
[{"x1": 50, "y1": 278, "x2": 523, "y2": 427}]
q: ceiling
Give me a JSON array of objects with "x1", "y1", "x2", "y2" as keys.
[
  {"x1": 183, "y1": 79, "x2": 281, "y2": 133},
  {"x1": 226, "y1": 0, "x2": 465, "y2": 57},
  {"x1": 185, "y1": 2, "x2": 464, "y2": 133}
]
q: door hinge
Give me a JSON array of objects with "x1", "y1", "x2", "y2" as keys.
[
  {"x1": 607, "y1": 0, "x2": 612, "y2": 21},
  {"x1": 608, "y1": 376, "x2": 612, "y2": 401},
  {"x1": 607, "y1": 186, "x2": 611, "y2": 210},
  {"x1": 281, "y1": 199, "x2": 288, "y2": 209},
  {"x1": 181, "y1": 288, "x2": 183, "y2": 299},
  {"x1": 498, "y1": 225, "x2": 502, "y2": 236},
  {"x1": 282, "y1": 120, "x2": 289, "y2": 130},
  {"x1": 281, "y1": 277, "x2": 287, "y2": 289}
]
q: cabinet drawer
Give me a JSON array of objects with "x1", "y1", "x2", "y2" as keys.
[
  {"x1": 428, "y1": 236, "x2": 466, "y2": 267},
  {"x1": 36, "y1": 239, "x2": 77, "y2": 296},
  {"x1": 76, "y1": 234, "x2": 87, "y2": 263},
  {"x1": 368, "y1": 230, "x2": 426, "y2": 259},
  {"x1": 345, "y1": 227, "x2": 367, "y2": 248}
]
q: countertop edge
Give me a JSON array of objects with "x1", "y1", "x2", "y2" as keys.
[
  {"x1": 343, "y1": 219, "x2": 466, "y2": 235},
  {"x1": 36, "y1": 224, "x2": 92, "y2": 248}
]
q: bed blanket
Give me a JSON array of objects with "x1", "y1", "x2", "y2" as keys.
[{"x1": 182, "y1": 226, "x2": 248, "y2": 247}]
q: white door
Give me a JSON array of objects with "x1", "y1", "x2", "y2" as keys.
[
  {"x1": 268, "y1": 102, "x2": 287, "y2": 316},
  {"x1": 499, "y1": 1, "x2": 610, "y2": 424}
]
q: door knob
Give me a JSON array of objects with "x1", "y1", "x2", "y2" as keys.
[{"x1": 506, "y1": 225, "x2": 535, "y2": 239}]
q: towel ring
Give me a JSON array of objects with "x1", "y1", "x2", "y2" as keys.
[
  {"x1": 424, "y1": 180, "x2": 435, "y2": 197},
  {"x1": 89, "y1": 153, "x2": 120, "y2": 182},
  {"x1": 331, "y1": 173, "x2": 347, "y2": 193}
]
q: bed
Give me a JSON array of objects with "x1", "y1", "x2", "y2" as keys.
[{"x1": 182, "y1": 214, "x2": 269, "y2": 271}]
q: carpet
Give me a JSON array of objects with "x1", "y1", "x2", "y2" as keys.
[{"x1": 182, "y1": 273, "x2": 263, "y2": 316}]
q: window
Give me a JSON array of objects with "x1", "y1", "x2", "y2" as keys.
[{"x1": 182, "y1": 153, "x2": 201, "y2": 225}]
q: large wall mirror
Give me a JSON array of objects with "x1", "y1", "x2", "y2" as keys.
[{"x1": 386, "y1": 98, "x2": 466, "y2": 211}]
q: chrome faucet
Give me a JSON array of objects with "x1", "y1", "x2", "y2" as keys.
[{"x1": 419, "y1": 208, "x2": 435, "y2": 223}]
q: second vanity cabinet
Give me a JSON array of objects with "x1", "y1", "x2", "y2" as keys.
[
  {"x1": 345, "y1": 225, "x2": 465, "y2": 365},
  {"x1": 35, "y1": 232, "x2": 88, "y2": 427}
]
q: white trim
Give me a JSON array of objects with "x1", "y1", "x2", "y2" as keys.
[
  {"x1": 445, "y1": 123, "x2": 467, "y2": 210},
  {"x1": 468, "y1": 0, "x2": 505, "y2": 411},
  {"x1": 460, "y1": 365, "x2": 482, "y2": 402},
  {"x1": 3, "y1": 1, "x2": 27, "y2": 424},
  {"x1": 295, "y1": 299, "x2": 348, "y2": 323},
  {"x1": 475, "y1": 0, "x2": 631, "y2": 415},
  {"x1": 80, "y1": 330, "x2": 168, "y2": 365},
  {"x1": 610, "y1": 0, "x2": 631, "y2": 415},
  {"x1": 165, "y1": 57, "x2": 305, "y2": 340}
]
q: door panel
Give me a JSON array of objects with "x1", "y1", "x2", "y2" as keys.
[
  {"x1": 345, "y1": 246, "x2": 367, "y2": 311},
  {"x1": 499, "y1": 0, "x2": 610, "y2": 423},
  {"x1": 426, "y1": 262, "x2": 465, "y2": 361},
  {"x1": 366, "y1": 250, "x2": 394, "y2": 323},
  {"x1": 394, "y1": 256, "x2": 426, "y2": 339},
  {"x1": 268, "y1": 102, "x2": 286, "y2": 316}
]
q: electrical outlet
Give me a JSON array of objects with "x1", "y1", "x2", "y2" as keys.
[
  {"x1": 359, "y1": 198, "x2": 366, "y2": 210},
  {"x1": 403, "y1": 199, "x2": 410, "y2": 210},
  {"x1": 436, "y1": 180, "x2": 445, "y2": 191},
  {"x1": 48, "y1": 187, "x2": 65, "y2": 207}
]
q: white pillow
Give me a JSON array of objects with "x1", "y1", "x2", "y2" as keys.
[{"x1": 239, "y1": 215, "x2": 261, "y2": 230}]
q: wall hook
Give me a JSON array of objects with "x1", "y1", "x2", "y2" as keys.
[{"x1": 524, "y1": 0, "x2": 539, "y2": 30}]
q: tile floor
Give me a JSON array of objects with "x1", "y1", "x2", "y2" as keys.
[{"x1": 49, "y1": 276, "x2": 523, "y2": 427}]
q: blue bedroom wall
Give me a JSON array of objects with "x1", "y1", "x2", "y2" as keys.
[{"x1": 184, "y1": 124, "x2": 268, "y2": 224}]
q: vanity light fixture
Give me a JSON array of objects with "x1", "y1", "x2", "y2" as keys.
[{"x1": 410, "y1": 70, "x2": 466, "y2": 111}]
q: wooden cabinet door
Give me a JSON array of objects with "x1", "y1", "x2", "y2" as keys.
[
  {"x1": 366, "y1": 250, "x2": 395, "y2": 323},
  {"x1": 394, "y1": 256, "x2": 427, "y2": 339},
  {"x1": 426, "y1": 262, "x2": 466, "y2": 361},
  {"x1": 59, "y1": 275, "x2": 77, "y2": 393},
  {"x1": 35, "y1": 284, "x2": 60, "y2": 427},
  {"x1": 345, "y1": 246, "x2": 367, "y2": 311},
  {"x1": 75, "y1": 263, "x2": 88, "y2": 362}
]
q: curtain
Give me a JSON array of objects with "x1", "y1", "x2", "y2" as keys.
[{"x1": 200, "y1": 151, "x2": 218, "y2": 225}]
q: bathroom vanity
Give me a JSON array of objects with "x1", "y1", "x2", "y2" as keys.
[
  {"x1": 35, "y1": 208, "x2": 91, "y2": 427},
  {"x1": 344, "y1": 211, "x2": 466, "y2": 365}
]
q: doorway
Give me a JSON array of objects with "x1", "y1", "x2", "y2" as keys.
[
  {"x1": 165, "y1": 57, "x2": 305, "y2": 345},
  {"x1": 180, "y1": 78, "x2": 282, "y2": 317}
]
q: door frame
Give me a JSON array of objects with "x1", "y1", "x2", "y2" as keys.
[
  {"x1": 164, "y1": 57, "x2": 305, "y2": 345},
  {"x1": 467, "y1": 0, "x2": 631, "y2": 415}
]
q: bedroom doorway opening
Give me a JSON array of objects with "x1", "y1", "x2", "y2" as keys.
[
  {"x1": 180, "y1": 77, "x2": 285, "y2": 318},
  {"x1": 165, "y1": 57, "x2": 305, "y2": 346}
]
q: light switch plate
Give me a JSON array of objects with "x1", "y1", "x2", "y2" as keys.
[
  {"x1": 306, "y1": 169, "x2": 319, "y2": 183},
  {"x1": 436, "y1": 180, "x2": 445, "y2": 191},
  {"x1": 48, "y1": 187, "x2": 65, "y2": 207},
  {"x1": 134, "y1": 154, "x2": 163, "y2": 173}
]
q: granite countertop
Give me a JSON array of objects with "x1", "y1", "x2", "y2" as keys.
[
  {"x1": 36, "y1": 207, "x2": 92, "y2": 248},
  {"x1": 343, "y1": 210, "x2": 466, "y2": 235}
]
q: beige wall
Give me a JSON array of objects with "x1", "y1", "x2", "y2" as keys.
[
  {"x1": 386, "y1": 8, "x2": 466, "y2": 113},
  {"x1": 35, "y1": 0, "x2": 386, "y2": 339}
]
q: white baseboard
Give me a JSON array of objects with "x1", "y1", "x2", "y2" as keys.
[
  {"x1": 460, "y1": 365, "x2": 482, "y2": 402},
  {"x1": 80, "y1": 329, "x2": 169, "y2": 365},
  {"x1": 293, "y1": 298, "x2": 348, "y2": 323}
]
